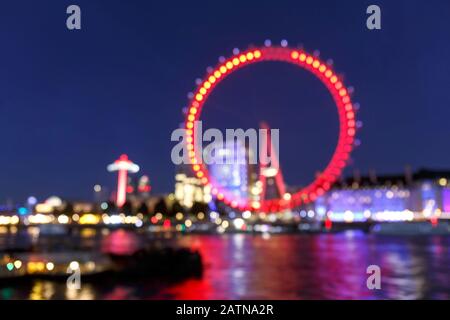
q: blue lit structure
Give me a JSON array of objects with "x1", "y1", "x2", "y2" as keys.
[
  {"x1": 315, "y1": 169, "x2": 450, "y2": 222},
  {"x1": 207, "y1": 140, "x2": 249, "y2": 208},
  {"x1": 444, "y1": 187, "x2": 450, "y2": 212}
]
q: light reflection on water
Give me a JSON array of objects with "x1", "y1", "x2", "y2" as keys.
[
  {"x1": 161, "y1": 232, "x2": 449, "y2": 300},
  {"x1": 0, "y1": 231, "x2": 449, "y2": 300}
]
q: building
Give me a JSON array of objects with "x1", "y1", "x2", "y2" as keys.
[
  {"x1": 174, "y1": 165, "x2": 211, "y2": 208},
  {"x1": 315, "y1": 168, "x2": 450, "y2": 222},
  {"x1": 208, "y1": 139, "x2": 251, "y2": 208}
]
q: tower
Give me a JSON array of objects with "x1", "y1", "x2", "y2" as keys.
[
  {"x1": 107, "y1": 154, "x2": 140, "y2": 207},
  {"x1": 258, "y1": 122, "x2": 287, "y2": 211}
]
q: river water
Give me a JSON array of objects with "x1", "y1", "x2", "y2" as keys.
[{"x1": 0, "y1": 231, "x2": 449, "y2": 300}]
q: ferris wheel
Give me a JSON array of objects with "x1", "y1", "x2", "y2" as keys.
[{"x1": 184, "y1": 43, "x2": 358, "y2": 213}]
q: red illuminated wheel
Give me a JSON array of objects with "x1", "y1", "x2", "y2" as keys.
[{"x1": 184, "y1": 46, "x2": 357, "y2": 212}]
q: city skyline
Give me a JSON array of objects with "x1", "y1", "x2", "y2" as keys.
[
  {"x1": 1, "y1": 0, "x2": 450, "y2": 202},
  {"x1": 0, "y1": 1, "x2": 449, "y2": 304}
]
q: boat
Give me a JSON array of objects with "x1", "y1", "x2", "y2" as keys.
[{"x1": 0, "y1": 251, "x2": 112, "y2": 280}]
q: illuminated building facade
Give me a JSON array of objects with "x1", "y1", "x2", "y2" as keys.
[
  {"x1": 174, "y1": 165, "x2": 211, "y2": 208},
  {"x1": 315, "y1": 169, "x2": 450, "y2": 222},
  {"x1": 443, "y1": 187, "x2": 450, "y2": 213},
  {"x1": 175, "y1": 140, "x2": 255, "y2": 209},
  {"x1": 208, "y1": 140, "x2": 250, "y2": 208}
]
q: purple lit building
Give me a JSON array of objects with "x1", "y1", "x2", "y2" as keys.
[
  {"x1": 208, "y1": 140, "x2": 250, "y2": 208},
  {"x1": 315, "y1": 169, "x2": 450, "y2": 222}
]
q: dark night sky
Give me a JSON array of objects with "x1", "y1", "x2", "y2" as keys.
[{"x1": 0, "y1": 0, "x2": 449, "y2": 203}]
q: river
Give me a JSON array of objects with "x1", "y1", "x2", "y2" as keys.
[{"x1": 0, "y1": 230, "x2": 449, "y2": 300}]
